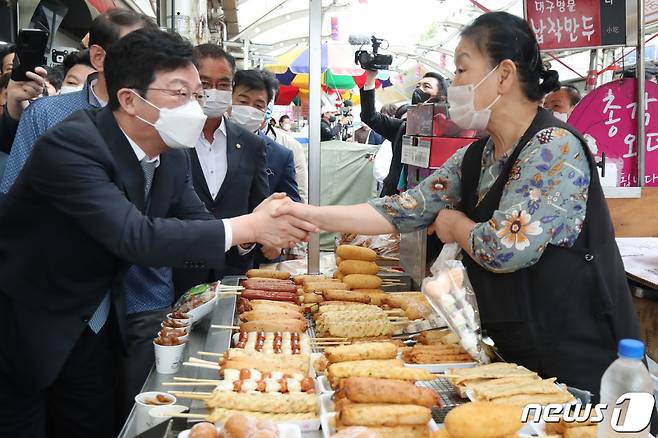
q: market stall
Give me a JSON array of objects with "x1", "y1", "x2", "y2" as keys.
[{"x1": 118, "y1": 243, "x2": 617, "y2": 438}]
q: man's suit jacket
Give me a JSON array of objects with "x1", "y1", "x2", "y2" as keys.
[
  {"x1": 359, "y1": 87, "x2": 406, "y2": 196},
  {"x1": 173, "y1": 119, "x2": 269, "y2": 293},
  {"x1": 0, "y1": 107, "x2": 224, "y2": 391},
  {"x1": 259, "y1": 133, "x2": 300, "y2": 202}
]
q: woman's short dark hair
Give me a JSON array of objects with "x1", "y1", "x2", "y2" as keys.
[
  {"x1": 233, "y1": 69, "x2": 279, "y2": 102},
  {"x1": 104, "y1": 28, "x2": 195, "y2": 110},
  {"x1": 279, "y1": 115, "x2": 290, "y2": 124},
  {"x1": 62, "y1": 49, "x2": 93, "y2": 76},
  {"x1": 460, "y1": 11, "x2": 559, "y2": 101}
]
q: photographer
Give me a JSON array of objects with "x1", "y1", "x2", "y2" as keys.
[
  {"x1": 320, "y1": 105, "x2": 351, "y2": 141},
  {"x1": 360, "y1": 69, "x2": 447, "y2": 196}
]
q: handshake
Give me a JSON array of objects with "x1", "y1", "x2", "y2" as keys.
[{"x1": 234, "y1": 193, "x2": 318, "y2": 250}]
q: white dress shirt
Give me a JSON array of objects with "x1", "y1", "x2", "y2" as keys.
[
  {"x1": 123, "y1": 131, "x2": 233, "y2": 252},
  {"x1": 196, "y1": 118, "x2": 228, "y2": 200}
]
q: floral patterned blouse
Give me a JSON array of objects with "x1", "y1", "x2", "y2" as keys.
[{"x1": 369, "y1": 127, "x2": 591, "y2": 273}]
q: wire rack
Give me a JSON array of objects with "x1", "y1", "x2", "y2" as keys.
[{"x1": 417, "y1": 377, "x2": 468, "y2": 424}]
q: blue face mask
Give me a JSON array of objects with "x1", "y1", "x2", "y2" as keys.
[{"x1": 264, "y1": 101, "x2": 274, "y2": 123}]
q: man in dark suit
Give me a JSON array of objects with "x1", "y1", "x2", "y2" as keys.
[
  {"x1": 229, "y1": 69, "x2": 301, "y2": 262},
  {"x1": 0, "y1": 29, "x2": 315, "y2": 438},
  {"x1": 173, "y1": 45, "x2": 269, "y2": 294}
]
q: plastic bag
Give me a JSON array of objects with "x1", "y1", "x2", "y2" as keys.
[
  {"x1": 173, "y1": 282, "x2": 219, "y2": 313},
  {"x1": 421, "y1": 243, "x2": 490, "y2": 363}
]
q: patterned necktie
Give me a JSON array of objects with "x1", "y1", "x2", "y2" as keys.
[
  {"x1": 141, "y1": 159, "x2": 157, "y2": 197},
  {"x1": 89, "y1": 158, "x2": 158, "y2": 334}
]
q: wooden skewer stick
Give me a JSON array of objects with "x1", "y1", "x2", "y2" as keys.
[
  {"x1": 162, "y1": 382, "x2": 220, "y2": 387},
  {"x1": 167, "y1": 391, "x2": 212, "y2": 398},
  {"x1": 378, "y1": 255, "x2": 400, "y2": 261},
  {"x1": 312, "y1": 338, "x2": 350, "y2": 342},
  {"x1": 173, "y1": 377, "x2": 222, "y2": 383},
  {"x1": 390, "y1": 320, "x2": 410, "y2": 326},
  {"x1": 211, "y1": 324, "x2": 240, "y2": 330},
  {"x1": 168, "y1": 413, "x2": 209, "y2": 419},
  {"x1": 183, "y1": 361, "x2": 220, "y2": 371},
  {"x1": 216, "y1": 285, "x2": 244, "y2": 291},
  {"x1": 197, "y1": 351, "x2": 222, "y2": 357},
  {"x1": 188, "y1": 357, "x2": 218, "y2": 366},
  {"x1": 217, "y1": 291, "x2": 241, "y2": 296}
]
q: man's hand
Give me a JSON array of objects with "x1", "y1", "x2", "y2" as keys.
[
  {"x1": 6, "y1": 67, "x2": 48, "y2": 120},
  {"x1": 261, "y1": 245, "x2": 282, "y2": 260},
  {"x1": 365, "y1": 69, "x2": 378, "y2": 89},
  {"x1": 250, "y1": 194, "x2": 319, "y2": 248}
]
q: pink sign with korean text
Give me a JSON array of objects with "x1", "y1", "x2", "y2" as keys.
[{"x1": 568, "y1": 79, "x2": 658, "y2": 187}]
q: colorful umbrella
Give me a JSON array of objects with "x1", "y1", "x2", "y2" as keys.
[
  {"x1": 265, "y1": 46, "x2": 306, "y2": 74},
  {"x1": 289, "y1": 43, "x2": 364, "y2": 76}
]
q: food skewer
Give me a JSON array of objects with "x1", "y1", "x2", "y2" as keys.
[
  {"x1": 211, "y1": 324, "x2": 240, "y2": 330},
  {"x1": 173, "y1": 376, "x2": 221, "y2": 383},
  {"x1": 162, "y1": 382, "x2": 222, "y2": 387},
  {"x1": 197, "y1": 351, "x2": 222, "y2": 357},
  {"x1": 183, "y1": 361, "x2": 220, "y2": 371}
]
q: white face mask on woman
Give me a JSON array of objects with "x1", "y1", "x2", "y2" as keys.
[
  {"x1": 230, "y1": 105, "x2": 265, "y2": 132},
  {"x1": 132, "y1": 90, "x2": 207, "y2": 149},
  {"x1": 447, "y1": 65, "x2": 501, "y2": 131}
]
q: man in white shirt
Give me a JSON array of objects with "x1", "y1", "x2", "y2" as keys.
[{"x1": 173, "y1": 44, "x2": 270, "y2": 293}]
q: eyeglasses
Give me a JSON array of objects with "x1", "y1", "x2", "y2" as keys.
[
  {"x1": 201, "y1": 80, "x2": 232, "y2": 91},
  {"x1": 136, "y1": 87, "x2": 205, "y2": 105}
]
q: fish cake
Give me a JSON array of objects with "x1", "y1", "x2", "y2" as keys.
[{"x1": 339, "y1": 403, "x2": 432, "y2": 427}]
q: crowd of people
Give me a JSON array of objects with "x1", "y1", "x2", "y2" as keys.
[
  {"x1": 0, "y1": 6, "x2": 650, "y2": 438},
  {"x1": 0, "y1": 10, "x2": 318, "y2": 438}
]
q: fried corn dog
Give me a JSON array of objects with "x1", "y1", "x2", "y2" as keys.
[{"x1": 339, "y1": 377, "x2": 439, "y2": 408}]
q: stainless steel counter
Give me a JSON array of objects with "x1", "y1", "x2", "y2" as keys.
[
  {"x1": 118, "y1": 276, "x2": 323, "y2": 438},
  {"x1": 118, "y1": 279, "x2": 238, "y2": 438}
]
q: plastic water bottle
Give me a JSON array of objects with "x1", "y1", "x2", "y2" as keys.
[{"x1": 597, "y1": 339, "x2": 654, "y2": 438}]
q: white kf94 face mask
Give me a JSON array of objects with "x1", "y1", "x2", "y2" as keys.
[
  {"x1": 202, "y1": 89, "x2": 232, "y2": 118},
  {"x1": 447, "y1": 65, "x2": 501, "y2": 131},
  {"x1": 230, "y1": 105, "x2": 266, "y2": 132},
  {"x1": 132, "y1": 90, "x2": 207, "y2": 149}
]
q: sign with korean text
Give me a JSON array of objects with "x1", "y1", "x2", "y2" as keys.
[
  {"x1": 568, "y1": 79, "x2": 658, "y2": 187},
  {"x1": 524, "y1": 0, "x2": 634, "y2": 50},
  {"x1": 401, "y1": 136, "x2": 431, "y2": 168}
]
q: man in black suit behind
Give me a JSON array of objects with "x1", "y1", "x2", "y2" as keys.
[
  {"x1": 0, "y1": 29, "x2": 316, "y2": 438},
  {"x1": 173, "y1": 45, "x2": 269, "y2": 294}
]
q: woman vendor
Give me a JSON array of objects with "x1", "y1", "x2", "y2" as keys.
[{"x1": 281, "y1": 11, "x2": 641, "y2": 398}]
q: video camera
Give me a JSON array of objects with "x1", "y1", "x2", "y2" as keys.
[{"x1": 354, "y1": 36, "x2": 393, "y2": 71}]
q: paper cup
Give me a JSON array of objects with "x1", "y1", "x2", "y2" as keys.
[
  {"x1": 134, "y1": 392, "x2": 176, "y2": 434},
  {"x1": 153, "y1": 341, "x2": 187, "y2": 374},
  {"x1": 167, "y1": 312, "x2": 192, "y2": 326},
  {"x1": 147, "y1": 404, "x2": 188, "y2": 430},
  {"x1": 158, "y1": 329, "x2": 189, "y2": 342}
]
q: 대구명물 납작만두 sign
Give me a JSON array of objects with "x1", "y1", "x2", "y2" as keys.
[{"x1": 524, "y1": 0, "x2": 637, "y2": 50}]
